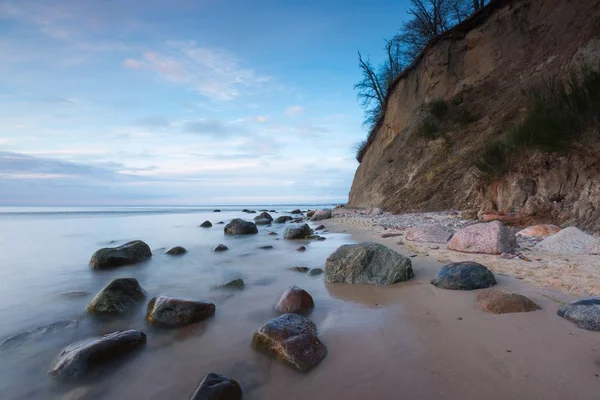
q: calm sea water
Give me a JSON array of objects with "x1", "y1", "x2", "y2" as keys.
[{"x1": 0, "y1": 205, "x2": 366, "y2": 399}]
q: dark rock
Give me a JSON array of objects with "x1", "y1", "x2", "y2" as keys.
[
  {"x1": 292, "y1": 218, "x2": 304, "y2": 223},
  {"x1": 557, "y1": 297, "x2": 600, "y2": 332},
  {"x1": 48, "y1": 330, "x2": 146, "y2": 381},
  {"x1": 242, "y1": 209, "x2": 250, "y2": 212},
  {"x1": 314, "y1": 224, "x2": 325, "y2": 231},
  {"x1": 86, "y1": 278, "x2": 146, "y2": 315},
  {"x1": 290, "y1": 209, "x2": 302, "y2": 214},
  {"x1": 217, "y1": 221, "x2": 225, "y2": 224},
  {"x1": 200, "y1": 221, "x2": 213, "y2": 228},
  {"x1": 269, "y1": 210, "x2": 276, "y2": 213},
  {"x1": 476, "y1": 289, "x2": 540, "y2": 314},
  {"x1": 254, "y1": 218, "x2": 271, "y2": 226},
  {"x1": 251, "y1": 313, "x2": 326, "y2": 372},
  {"x1": 259, "y1": 245, "x2": 274, "y2": 250},
  {"x1": 274, "y1": 216, "x2": 293, "y2": 223},
  {"x1": 308, "y1": 268, "x2": 323, "y2": 276},
  {"x1": 310, "y1": 209, "x2": 332, "y2": 221},
  {"x1": 217, "y1": 279, "x2": 245, "y2": 289},
  {"x1": 213, "y1": 209, "x2": 221, "y2": 213},
  {"x1": 254, "y1": 212, "x2": 273, "y2": 222},
  {"x1": 166, "y1": 246, "x2": 187, "y2": 255},
  {"x1": 296, "y1": 246, "x2": 306, "y2": 251},
  {"x1": 224, "y1": 219, "x2": 258, "y2": 235},
  {"x1": 268, "y1": 232, "x2": 278, "y2": 236},
  {"x1": 214, "y1": 244, "x2": 229, "y2": 252},
  {"x1": 246, "y1": 210, "x2": 256, "y2": 214},
  {"x1": 290, "y1": 266, "x2": 309, "y2": 273},
  {"x1": 305, "y1": 235, "x2": 325, "y2": 241},
  {"x1": 431, "y1": 262, "x2": 497, "y2": 290},
  {"x1": 325, "y1": 242, "x2": 414, "y2": 285},
  {"x1": 190, "y1": 373, "x2": 242, "y2": 400},
  {"x1": 275, "y1": 285, "x2": 314, "y2": 314},
  {"x1": 146, "y1": 296, "x2": 215, "y2": 327},
  {"x1": 283, "y1": 224, "x2": 313, "y2": 240},
  {"x1": 0, "y1": 320, "x2": 78, "y2": 351},
  {"x1": 306, "y1": 210, "x2": 316, "y2": 218},
  {"x1": 89, "y1": 240, "x2": 152, "y2": 270}
]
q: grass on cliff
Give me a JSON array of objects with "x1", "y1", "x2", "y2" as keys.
[
  {"x1": 475, "y1": 67, "x2": 600, "y2": 180},
  {"x1": 354, "y1": 139, "x2": 368, "y2": 162}
]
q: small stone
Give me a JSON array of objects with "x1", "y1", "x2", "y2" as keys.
[
  {"x1": 296, "y1": 246, "x2": 306, "y2": 252},
  {"x1": 200, "y1": 221, "x2": 213, "y2": 228},
  {"x1": 291, "y1": 266, "x2": 309, "y2": 273},
  {"x1": 381, "y1": 232, "x2": 403, "y2": 238},
  {"x1": 275, "y1": 285, "x2": 314, "y2": 314},
  {"x1": 397, "y1": 240, "x2": 404, "y2": 245},
  {"x1": 429, "y1": 246, "x2": 440, "y2": 250},
  {"x1": 213, "y1": 209, "x2": 221, "y2": 213},
  {"x1": 165, "y1": 246, "x2": 186, "y2": 255},
  {"x1": 214, "y1": 244, "x2": 229, "y2": 252},
  {"x1": 517, "y1": 253, "x2": 532, "y2": 262},
  {"x1": 476, "y1": 289, "x2": 540, "y2": 314},
  {"x1": 189, "y1": 373, "x2": 242, "y2": 400},
  {"x1": 217, "y1": 279, "x2": 245, "y2": 289},
  {"x1": 268, "y1": 232, "x2": 278, "y2": 236},
  {"x1": 259, "y1": 245, "x2": 274, "y2": 250},
  {"x1": 314, "y1": 224, "x2": 326, "y2": 231},
  {"x1": 308, "y1": 268, "x2": 323, "y2": 276},
  {"x1": 290, "y1": 209, "x2": 302, "y2": 214},
  {"x1": 217, "y1": 221, "x2": 225, "y2": 224}
]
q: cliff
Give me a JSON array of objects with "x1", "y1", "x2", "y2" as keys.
[{"x1": 348, "y1": 0, "x2": 600, "y2": 231}]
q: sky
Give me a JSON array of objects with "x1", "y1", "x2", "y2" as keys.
[{"x1": 0, "y1": 0, "x2": 411, "y2": 205}]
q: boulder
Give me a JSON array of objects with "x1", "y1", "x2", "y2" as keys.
[
  {"x1": 48, "y1": 330, "x2": 146, "y2": 381},
  {"x1": 217, "y1": 221, "x2": 225, "y2": 224},
  {"x1": 146, "y1": 296, "x2": 215, "y2": 327},
  {"x1": 165, "y1": 246, "x2": 186, "y2": 255},
  {"x1": 0, "y1": 320, "x2": 78, "y2": 351},
  {"x1": 200, "y1": 221, "x2": 212, "y2": 228},
  {"x1": 296, "y1": 246, "x2": 306, "y2": 252},
  {"x1": 447, "y1": 221, "x2": 516, "y2": 254},
  {"x1": 224, "y1": 219, "x2": 258, "y2": 235},
  {"x1": 431, "y1": 262, "x2": 497, "y2": 290},
  {"x1": 308, "y1": 268, "x2": 323, "y2": 276},
  {"x1": 254, "y1": 212, "x2": 273, "y2": 222},
  {"x1": 476, "y1": 289, "x2": 540, "y2": 314},
  {"x1": 274, "y1": 216, "x2": 293, "y2": 223},
  {"x1": 406, "y1": 224, "x2": 455, "y2": 243},
  {"x1": 190, "y1": 373, "x2": 243, "y2": 400},
  {"x1": 275, "y1": 285, "x2": 314, "y2": 314},
  {"x1": 310, "y1": 209, "x2": 332, "y2": 221},
  {"x1": 89, "y1": 240, "x2": 152, "y2": 270},
  {"x1": 254, "y1": 218, "x2": 271, "y2": 226},
  {"x1": 217, "y1": 279, "x2": 245, "y2": 289},
  {"x1": 290, "y1": 209, "x2": 302, "y2": 214},
  {"x1": 535, "y1": 227, "x2": 598, "y2": 255},
  {"x1": 86, "y1": 278, "x2": 146, "y2": 315},
  {"x1": 283, "y1": 224, "x2": 313, "y2": 240},
  {"x1": 306, "y1": 210, "x2": 316, "y2": 218},
  {"x1": 290, "y1": 266, "x2": 309, "y2": 273},
  {"x1": 557, "y1": 297, "x2": 600, "y2": 332},
  {"x1": 251, "y1": 313, "x2": 327, "y2": 372},
  {"x1": 325, "y1": 242, "x2": 413, "y2": 285},
  {"x1": 516, "y1": 224, "x2": 561, "y2": 237},
  {"x1": 214, "y1": 244, "x2": 229, "y2": 252},
  {"x1": 314, "y1": 224, "x2": 325, "y2": 231}
]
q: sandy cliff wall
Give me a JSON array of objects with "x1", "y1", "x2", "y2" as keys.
[{"x1": 348, "y1": 0, "x2": 600, "y2": 230}]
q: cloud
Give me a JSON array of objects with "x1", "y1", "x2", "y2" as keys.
[
  {"x1": 284, "y1": 105, "x2": 305, "y2": 116},
  {"x1": 134, "y1": 116, "x2": 171, "y2": 128},
  {"x1": 182, "y1": 118, "x2": 248, "y2": 137},
  {"x1": 256, "y1": 115, "x2": 268, "y2": 123}
]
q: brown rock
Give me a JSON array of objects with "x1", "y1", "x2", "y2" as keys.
[
  {"x1": 476, "y1": 289, "x2": 541, "y2": 314},
  {"x1": 146, "y1": 296, "x2": 215, "y2": 327},
  {"x1": 516, "y1": 224, "x2": 561, "y2": 237},
  {"x1": 275, "y1": 285, "x2": 314, "y2": 314}
]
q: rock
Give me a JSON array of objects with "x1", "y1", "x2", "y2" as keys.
[
  {"x1": 251, "y1": 313, "x2": 326, "y2": 371},
  {"x1": 310, "y1": 209, "x2": 332, "y2": 221},
  {"x1": 89, "y1": 240, "x2": 152, "y2": 270},
  {"x1": 306, "y1": 210, "x2": 316, "y2": 218},
  {"x1": 190, "y1": 373, "x2": 243, "y2": 400},
  {"x1": 146, "y1": 296, "x2": 215, "y2": 327},
  {"x1": 292, "y1": 218, "x2": 304, "y2": 223},
  {"x1": 269, "y1": 210, "x2": 276, "y2": 213},
  {"x1": 370, "y1": 208, "x2": 383, "y2": 216},
  {"x1": 406, "y1": 224, "x2": 455, "y2": 243},
  {"x1": 254, "y1": 212, "x2": 273, "y2": 222},
  {"x1": 275, "y1": 286, "x2": 314, "y2": 314},
  {"x1": 48, "y1": 330, "x2": 146, "y2": 381},
  {"x1": 501, "y1": 252, "x2": 515, "y2": 259},
  {"x1": 536, "y1": 226, "x2": 598, "y2": 255},
  {"x1": 314, "y1": 224, "x2": 325, "y2": 231},
  {"x1": 284, "y1": 224, "x2": 313, "y2": 240},
  {"x1": 242, "y1": 209, "x2": 250, "y2": 212},
  {"x1": 325, "y1": 242, "x2": 414, "y2": 285},
  {"x1": 517, "y1": 253, "x2": 532, "y2": 262},
  {"x1": 213, "y1": 209, "x2": 221, "y2": 213},
  {"x1": 224, "y1": 219, "x2": 258, "y2": 235},
  {"x1": 254, "y1": 218, "x2": 271, "y2": 226},
  {"x1": 476, "y1": 289, "x2": 540, "y2": 314},
  {"x1": 59, "y1": 290, "x2": 89, "y2": 297},
  {"x1": 431, "y1": 262, "x2": 497, "y2": 290},
  {"x1": 381, "y1": 232, "x2": 403, "y2": 238},
  {"x1": 0, "y1": 320, "x2": 78, "y2": 351},
  {"x1": 585, "y1": 240, "x2": 600, "y2": 255},
  {"x1": 214, "y1": 244, "x2": 229, "y2": 252},
  {"x1": 246, "y1": 210, "x2": 256, "y2": 214},
  {"x1": 290, "y1": 209, "x2": 302, "y2": 214},
  {"x1": 305, "y1": 235, "x2": 325, "y2": 241},
  {"x1": 308, "y1": 268, "x2": 323, "y2": 276},
  {"x1": 557, "y1": 297, "x2": 600, "y2": 332},
  {"x1": 429, "y1": 246, "x2": 440, "y2": 250},
  {"x1": 86, "y1": 278, "x2": 146, "y2": 315},
  {"x1": 165, "y1": 246, "x2": 186, "y2": 255},
  {"x1": 447, "y1": 221, "x2": 516, "y2": 254},
  {"x1": 296, "y1": 246, "x2": 306, "y2": 251},
  {"x1": 268, "y1": 231, "x2": 278, "y2": 236},
  {"x1": 482, "y1": 212, "x2": 518, "y2": 223},
  {"x1": 200, "y1": 221, "x2": 213, "y2": 228},
  {"x1": 516, "y1": 224, "x2": 561, "y2": 237},
  {"x1": 290, "y1": 266, "x2": 309, "y2": 273},
  {"x1": 217, "y1": 221, "x2": 225, "y2": 225},
  {"x1": 259, "y1": 245, "x2": 274, "y2": 250},
  {"x1": 274, "y1": 216, "x2": 293, "y2": 223},
  {"x1": 217, "y1": 279, "x2": 245, "y2": 289}
]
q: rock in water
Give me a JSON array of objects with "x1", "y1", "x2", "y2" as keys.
[
  {"x1": 0, "y1": 320, "x2": 78, "y2": 351},
  {"x1": 406, "y1": 224, "x2": 455, "y2": 243},
  {"x1": 89, "y1": 240, "x2": 152, "y2": 269},
  {"x1": 306, "y1": 210, "x2": 316, "y2": 218},
  {"x1": 190, "y1": 373, "x2": 243, "y2": 400},
  {"x1": 314, "y1": 224, "x2": 325, "y2": 230},
  {"x1": 431, "y1": 262, "x2": 496, "y2": 290},
  {"x1": 308, "y1": 268, "x2": 323, "y2": 276},
  {"x1": 476, "y1": 289, "x2": 540, "y2": 314},
  {"x1": 165, "y1": 246, "x2": 186, "y2": 255},
  {"x1": 310, "y1": 209, "x2": 332, "y2": 221},
  {"x1": 200, "y1": 221, "x2": 213, "y2": 228},
  {"x1": 217, "y1": 279, "x2": 245, "y2": 289},
  {"x1": 296, "y1": 246, "x2": 306, "y2": 251},
  {"x1": 254, "y1": 218, "x2": 271, "y2": 226},
  {"x1": 274, "y1": 216, "x2": 293, "y2": 223},
  {"x1": 447, "y1": 221, "x2": 516, "y2": 254},
  {"x1": 283, "y1": 224, "x2": 313, "y2": 239},
  {"x1": 275, "y1": 285, "x2": 314, "y2": 314},
  {"x1": 86, "y1": 278, "x2": 146, "y2": 315},
  {"x1": 251, "y1": 313, "x2": 326, "y2": 372},
  {"x1": 224, "y1": 219, "x2": 258, "y2": 235},
  {"x1": 214, "y1": 244, "x2": 229, "y2": 252},
  {"x1": 213, "y1": 209, "x2": 221, "y2": 212},
  {"x1": 557, "y1": 297, "x2": 600, "y2": 332},
  {"x1": 254, "y1": 212, "x2": 273, "y2": 222},
  {"x1": 516, "y1": 224, "x2": 561, "y2": 237},
  {"x1": 290, "y1": 209, "x2": 302, "y2": 214},
  {"x1": 324, "y1": 242, "x2": 413, "y2": 285},
  {"x1": 146, "y1": 296, "x2": 215, "y2": 327},
  {"x1": 535, "y1": 227, "x2": 598, "y2": 255},
  {"x1": 48, "y1": 330, "x2": 146, "y2": 381},
  {"x1": 290, "y1": 266, "x2": 309, "y2": 273}
]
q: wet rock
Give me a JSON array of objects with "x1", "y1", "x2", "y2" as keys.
[
  {"x1": 214, "y1": 244, "x2": 229, "y2": 252},
  {"x1": 200, "y1": 221, "x2": 213, "y2": 228},
  {"x1": 557, "y1": 297, "x2": 600, "y2": 332},
  {"x1": 254, "y1": 212, "x2": 273, "y2": 222},
  {"x1": 516, "y1": 224, "x2": 561, "y2": 238},
  {"x1": 251, "y1": 313, "x2": 326, "y2": 372},
  {"x1": 325, "y1": 242, "x2": 414, "y2": 285},
  {"x1": 306, "y1": 210, "x2": 316, "y2": 218},
  {"x1": 284, "y1": 224, "x2": 313, "y2": 240},
  {"x1": 314, "y1": 224, "x2": 325, "y2": 231},
  {"x1": 476, "y1": 289, "x2": 540, "y2": 314},
  {"x1": 48, "y1": 330, "x2": 146, "y2": 381},
  {"x1": 536, "y1": 227, "x2": 598, "y2": 255},
  {"x1": 310, "y1": 209, "x2": 332, "y2": 221},
  {"x1": 406, "y1": 224, "x2": 455, "y2": 243},
  {"x1": 242, "y1": 209, "x2": 250, "y2": 212},
  {"x1": 190, "y1": 373, "x2": 243, "y2": 400},
  {"x1": 268, "y1": 232, "x2": 278, "y2": 236},
  {"x1": 269, "y1": 210, "x2": 276, "y2": 213},
  {"x1": 213, "y1": 209, "x2": 221, "y2": 213},
  {"x1": 292, "y1": 218, "x2": 304, "y2": 223},
  {"x1": 274, "y1": 216, "x2": 293, "y2": 223},
  {"x1": 146, "y1": 296, "x2": 215, "y2": 327},
  {"x1": 254, "y1": 218, "x2": 271, "y2": 226},
  {"x1": 0, "y1": 320, "x2": 78, "y2": 351},
  {"x1": 305, "y1": 234, "x2": 325, "y2": 241},
  {"x1": 259, "y1": 245, "x2": 274, "y2": 250},
  {"x1": 296, "y1": 246, "x2": 306, "y2": 252},
  {"x1": 217, "y1": 221, "x2": 225, "y2": 224},
  {"x1": 86, "y1": 278, "x2": 146, "y2": 315},
  {"x1": 89, "y1": 240, "x2": 152, "y2": 270},
  {"x1": 224, "y1": 219, "x2": 258, "y2": 235},
  {"x1": 431, "y1": 262, "x2": 497, "y2": 290},
  {"x1": 59, "y1": 290, "x2": 89, "y2": 297},
  {"x1": 275, "y1": 285, "x2": 314, "y2": 314},
  {"x1": 290, "y1": 266, "x2": 309, "y2": 273},
  {"x1": 217, "y1": 279, "x2": 245, "y2": 290},
  {"x1": 448, "y1": 221, "x2": 516, "y2": 254},
  {"x1": 290, "y1": 209, "x2": 302, "y2": 214},
  {"x1": 165, "y1": 246, "x2": 187, "y2": 255},
  {"x1": 308, "y1": 268, "x2": 323, "y2": 276}
]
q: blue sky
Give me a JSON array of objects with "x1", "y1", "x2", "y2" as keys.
[{"x1": 0, "y1": 0, "x2": 410, "y2": 205}]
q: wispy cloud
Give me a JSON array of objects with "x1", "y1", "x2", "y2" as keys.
[
  {"x1": 182, "y1": 118, "x2": 248, "y2": 137},
  {"x1": 284, "y1": 105, "x2": 305, "y2": 116}
]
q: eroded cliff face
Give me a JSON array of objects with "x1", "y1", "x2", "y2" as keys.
[{"x1": 348, "y1": 0, "x2": 600, "y2": 230}]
